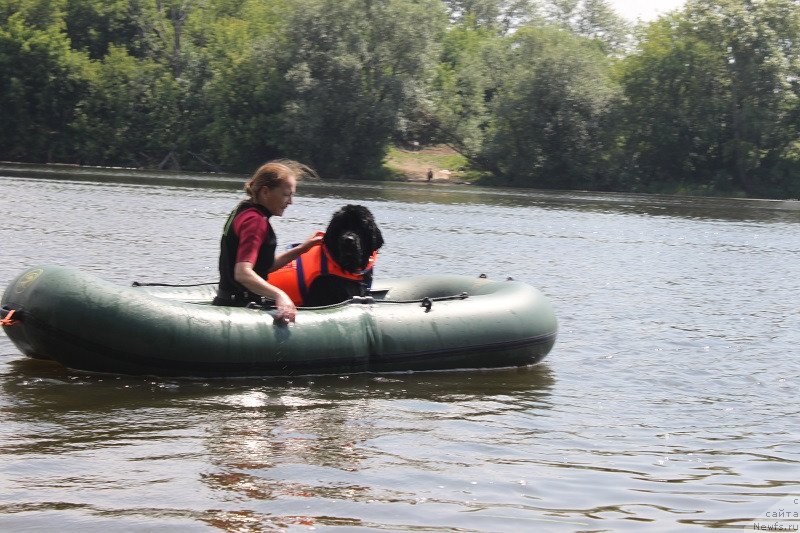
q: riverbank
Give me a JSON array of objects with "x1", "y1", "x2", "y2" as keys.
[
  {"x1": 3, "y1": 155, "x2": 794, "y2": 201},
  {"x1": 0, "y1": 161, "x2": 244, "y2": 189},
  {"x1": 383, "y1": 145, "x2": 479, "y2": 184},
  {"x1": 1, "y1": 145, "x2": 476, "y2": 187},
  {"x1": 382, "y1": 147, "x2": 753, "y2": 198}
]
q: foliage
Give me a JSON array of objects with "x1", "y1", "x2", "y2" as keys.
[
  {"x1": 615, "y1": 0, "x2": 800, "y2": 197},
  {"x1": 441, "y1": 0, "x2": 536, "y2": 33},
  {"x1": 62, "y1": 0, "x2": 139, "y2": 59},
  {"x1": 614, "y1": 15, "x2": 730, "y2": 192},
  {"x1": 189, "y1": 0, "x2": 289, "y2": 171},
  {"x1": 425, "y1": 19, "x2": 499, "y2": 156},
  {"x1": 276, "y1": 0, "x2": 447, "y2": 179},
  {"x1": 0, "y1": 0, "x2": 91, "y2": 162},
  {"x1": 539, "y1": 0, "x2": 631, "y2": 53},
  {"x1": 479, "y1": 26, "x2": 620, "y2": 188},
  {"x1": 0, "y1": 0, "x2": 798, "y2": 197},
  {"x1": 72, "y1": 46, "x2": 180, "y2": 167}
]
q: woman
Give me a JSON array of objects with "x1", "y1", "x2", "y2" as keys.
[{"x1": 213, "y1": 160, "x2": 322, "y2": 324}]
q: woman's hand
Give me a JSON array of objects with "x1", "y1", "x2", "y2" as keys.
[
  {"x1": 273, "y1": 291, "x2": 297, "y2": 324},
  {"x1": 271, "y1": 233, "x2": 323, "y2": 272},
  {"x1": 234, "y1": 262, "x2": 297, "y2": 325},
  {"x1": 298, "y1": 232, "x2": 323, "y2": 253}
]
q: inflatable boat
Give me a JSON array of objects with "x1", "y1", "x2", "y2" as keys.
[{"x1": 1, "y1": 266, "x2": 557, "y2": 377}]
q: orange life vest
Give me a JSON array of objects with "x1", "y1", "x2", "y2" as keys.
[{"x1": 267, "y1": 232, "x2": 378, "y2": 305}]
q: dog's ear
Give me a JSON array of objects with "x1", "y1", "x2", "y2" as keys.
[
  {"x1": 372, "y1": 222, "x2": 384, "y2": 250},
  {"x1": 367, "y1": 220, "x2": 383, "y2": 252},
  {"x1": 356, "y1": 205, "x2": 383, "y2": 252},
  {"x1": 324, "y1": 206, "x2": 347, "y2": 250},
  {"x1": 325, "y1": 206, "x2": 345, "y2": 234}
]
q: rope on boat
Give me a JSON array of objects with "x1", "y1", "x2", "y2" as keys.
[
  {"x1": 131, "y1": 281, "x2": 217, "y2": 287},
  {"x1": 274, "y1": 292, "x2": 471, "y2": 312},
  {"x1": 130, "y1": 271, "x2": 517, "y2": 311},
  {"x1": 362, "y1": 292, "x2": 470, "y2": 307}
]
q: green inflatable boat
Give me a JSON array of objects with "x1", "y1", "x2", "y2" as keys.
[{"x1": 1, "y1": 265, "x2": 557, "y2": 377}]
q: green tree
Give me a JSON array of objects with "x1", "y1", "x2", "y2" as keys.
[
  {"x1": 278, "y1": 0, "x2": 447, "y2": 179},
  {"x1": 423, "y1": 18, "x2": 499, "y2": 156},
  {"x1": 479, "y1": 26, "x2": 620, "y2": 188},
  {"x1": 686, "y1": 0, "x2": 800, "y2": 196},
  {"x1": 542, "y1": 0, "x2": 630, "y2": 53},
  {"x1": 614, "y1": 15, "x2": 729, "y2": 192},
  {"x1": 442, "y1": 0, "x2": 535, "y2": 33},
  {"x1": 196, "y1": 0, "x2": 290, "y2": 171},
  {"x1": 617, "y1": 0, "x2": 800, "y2": 196},
  {"x1": 72, "y1": 46, "x2": 182, "y2": 167},
  {"x1": 0, "y1": 0, "x2": 90, "y2": 162},
  {"x1": 429, "y1": 0, "x2": 627, "y2": 179},
  {"x1": 117, "y1": 0, "x2": 226, "y2": 170},
  {"x1": 63, "y1": 0, "x2": 139, "y2": 59}
]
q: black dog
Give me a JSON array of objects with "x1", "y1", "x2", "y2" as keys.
[{"x1": 305, "y1": 204, "x2": 384, "y2": 306}]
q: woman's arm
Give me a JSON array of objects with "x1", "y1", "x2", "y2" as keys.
[{"x1": 233, "y1": 262, "x2": 297, "y2": 323}]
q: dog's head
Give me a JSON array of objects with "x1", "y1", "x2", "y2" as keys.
[{"x1": 324, "y1": 204, "x2": 384, "y2": 273}]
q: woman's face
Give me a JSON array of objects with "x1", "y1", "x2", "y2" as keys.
[{"x1": 259, "y1": 176, "x2": 297, "y2": 216}]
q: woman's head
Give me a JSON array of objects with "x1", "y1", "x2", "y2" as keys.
[{"x1": 244, "y1": 160, "x2": 317, "y2": 216}]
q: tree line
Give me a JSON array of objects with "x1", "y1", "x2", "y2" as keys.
[{"x1": 1, "y1": 0, "x2": 798, "y2": 198}]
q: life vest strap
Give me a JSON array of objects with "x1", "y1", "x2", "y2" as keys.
[
  {"x1": 320, "y1": 249, "x2": 329, "y2": 275},
  {"x1": 296, "y1": 255, "x2": 308, "y2": 303}
]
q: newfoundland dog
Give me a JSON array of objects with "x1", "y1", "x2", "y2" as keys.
[{"x1": 304, "y1": 204, "x2": 384, "y2": 306}]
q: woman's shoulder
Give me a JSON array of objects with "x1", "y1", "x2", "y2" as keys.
[{"x1": 233, "y1": 205, "x2": 269, "y2": 233}]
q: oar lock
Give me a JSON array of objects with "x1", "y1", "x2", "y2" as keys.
[
  {"x1": 419, "y1": 292, "x2": 469, "y2": 313},
  {"x1": 479, "y1": 273, "x2": 515, "y2": 281}
]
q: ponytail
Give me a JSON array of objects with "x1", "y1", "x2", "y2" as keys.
[{"x1": 244, "y1": 160, "x2": 318, "y2": 202}]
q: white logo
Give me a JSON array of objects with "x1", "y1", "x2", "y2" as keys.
[
  {"x1": 14, "y1": 268, "x2": 43, "y2": 294},
  {"x1": 751, "y1": 495, "x2": 800, "y2": 531}
]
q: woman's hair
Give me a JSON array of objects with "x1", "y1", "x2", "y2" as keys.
[{"x1": 244, "y1": 159, "x2": 318, "y2": 201}]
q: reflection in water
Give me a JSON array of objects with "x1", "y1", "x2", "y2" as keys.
[
  {"x1": 1, "y1": 358, "x2": 554, "y2": 411},
  {"x1": 194, "y1": 367, "x2": 555, "y2": 530},
  {"x1": 0, "y1": 356, "x2": 555, "y2": 530},
  {"x1": 1, "y1": 358, "x2": 555, "y2": 457}
]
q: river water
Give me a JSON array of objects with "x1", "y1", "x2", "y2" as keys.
[{"x1": 1, "y1": 170, "x2": 798, "y2": 531}]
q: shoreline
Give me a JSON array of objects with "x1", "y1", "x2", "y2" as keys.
[
  {"x1": 0, "y1": 160, "x2": 246, "y2": 189},
  {"x1": 0, "y1": 156, "x2": 472, "y2": 187},
  {"x1": 2, "y1": 159, "x2": 796, "y2": 203}
]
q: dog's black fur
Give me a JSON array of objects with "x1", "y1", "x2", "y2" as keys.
[{"x1": 305, "y1": 204, "x2": 384, "y2": 306}]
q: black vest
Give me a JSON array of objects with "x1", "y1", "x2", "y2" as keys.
[{"x1": 216, "y1": 201, "x2": 277, "y2": 301}]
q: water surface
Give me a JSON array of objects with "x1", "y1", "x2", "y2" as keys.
[{"x1": 1, "y1": 172, "x2": 798, "y2": 531}]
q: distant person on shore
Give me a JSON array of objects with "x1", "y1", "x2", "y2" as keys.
[
  {"x1": 213, "y1": 160, "x2": 322, "y2": 324},
  {"x1": 427, "y1": 168, "x2": 433, "y2": 182}
]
